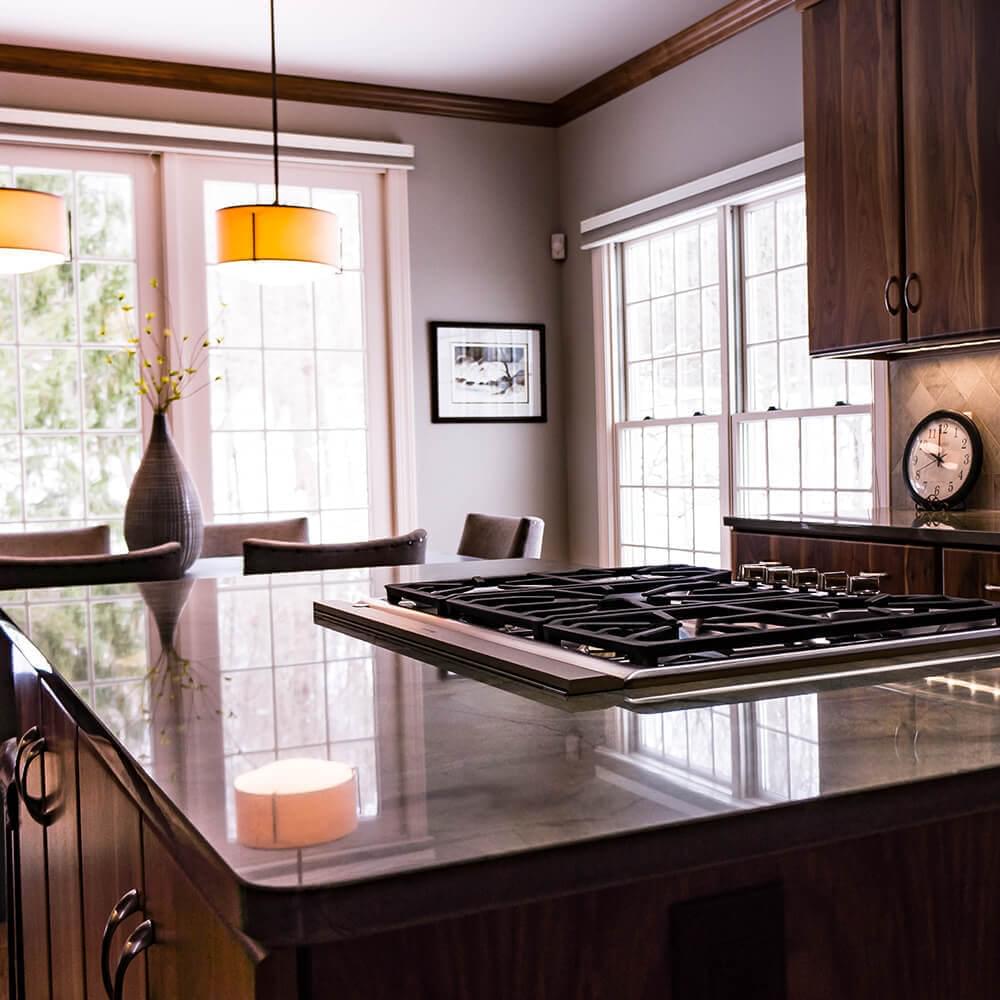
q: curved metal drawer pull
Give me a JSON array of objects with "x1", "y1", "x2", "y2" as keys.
[
  {"x1": 102, "y1": 889, "x2": 143, "y2": 999},
  {"x1": 883, "y1": 275, "x2": 901, "y2": 317},
  {"x1": 113, "y1": 919, "x2": 155, "y2": 1000},
  {"x1": 15, "y1": 735, "x2": 48, "y2": 826},
  {"x1": 903, "y1": 272, "x2": 921, "y2": 313},
  {"x1": 14, "y1": 727, "x2": 39, "y2": 784}
]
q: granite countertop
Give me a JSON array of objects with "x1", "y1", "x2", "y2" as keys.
[
  {"x1": 725, "y1": 507, "x2": 1000, "y2": 546},
  {"x1": 7, "y1": 558, "x2": 1000, "y2": 943}
]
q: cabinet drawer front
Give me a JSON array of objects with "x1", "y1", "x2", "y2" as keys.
[
  {"x1": 802, "y1": 0, "x2": 905, "y2": 354},
  {"x1": 731, "y1": 532, "x2": 937, "y2": 594},
  {"x1": 942, "y1": 548, "x2": 1000, "y2": 599}
]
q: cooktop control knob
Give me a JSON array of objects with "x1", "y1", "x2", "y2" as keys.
[
  {"x1": 848, "y1": 574, "x2": 880, "y2": 595},
  {"x1": 791, "y1": 567, "x2": 819, "y2": 589},
  {"x1": 739, "y1": 562, "x2": 780, "y2": 583},
  {"x1": 764, "y1": 565, "x2": 794, "y2": 585},
  {"x1": 819, "y1": 570, "x2": 849, "y2": 592}
]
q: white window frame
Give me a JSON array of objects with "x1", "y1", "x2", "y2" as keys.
[
  {"x1": 593, "y1": 175, "x2": 890, "y2": 568},
  {"x1": 0, "y1": 116, "x2": 419, "y2": 540}
]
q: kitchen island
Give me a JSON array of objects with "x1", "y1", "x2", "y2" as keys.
[{"x1": 4, "y1": 559, "x2": 1000, "y2": 998}]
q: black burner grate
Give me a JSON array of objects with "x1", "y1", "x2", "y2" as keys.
[{"x1": 385, "y1": 565, "x2": 1000, "y2": 668}]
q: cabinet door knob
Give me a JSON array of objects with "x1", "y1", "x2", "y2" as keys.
[
  {"x1": 883, "y1": 275, "x2": 901, "y2": 316},
  {"x1": 14, "y1": 732, "x2": 48, "y2": 826},
  {"x1": 102, "y1": 889, "x2": 144, "y2": 1000},
  {"x1": 903, "y1": 272, "x2": 921, "y2": 313},
  {"x1": 112, "y1": 919, "x2": 155, "y2": 1000}
]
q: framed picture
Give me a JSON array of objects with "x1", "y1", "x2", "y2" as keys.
[{"x1": 429, "y1": 322, "x2": 547, "y2": 423}]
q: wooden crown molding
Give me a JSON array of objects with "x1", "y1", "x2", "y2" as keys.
[
  {"x1": 551, "y1": 0, "x2": 797, "y2": 125},
  {"x1": 0, "y1": 1, "x2": 794, "y2": 129},
  {"x1": 0, "y1": 44, "x2": 556, "y2": 128}
]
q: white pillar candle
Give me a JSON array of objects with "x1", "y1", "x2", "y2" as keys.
[{"x1": 234, "y1": 758, "x2": 358, "y2": 849}]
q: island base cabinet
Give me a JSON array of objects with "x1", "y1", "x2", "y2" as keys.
[
  {"x1": 306, "y1": 809, "x2": 1000, "y2": 1000},
  {"x1": 78, "y1": 734, "x2": 146, "y2": 1000},
  {"x1": 141, "y1": 825, "x2": 293, "y2": 1000}
]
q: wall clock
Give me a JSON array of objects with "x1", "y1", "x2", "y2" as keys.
[{"x1": 902, "y1": 409, "x2": 983, "y2": 509}]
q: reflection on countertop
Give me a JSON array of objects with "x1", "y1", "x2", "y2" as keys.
[{"x1": 5, "y1": 563, "x2": 1000, "y2": 893}]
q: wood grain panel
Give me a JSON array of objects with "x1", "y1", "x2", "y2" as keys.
[
  {"x1": 801, "y1": 0, "x2": 906, "y2": 354},
  {"x1": 12, "y1": 664, "x2": 49, "y2": 1000},
  {"x1": 39, "y1": 680, "x2": 85, "y2": 1000},
  {"x1": 142, "y1": 823, "x2": 292, "y2": 1000},
  {"x1": 731, "y1": 531, "x2": 938, "y2": 593},
  {"x1": 901, "y1": 0, "x2": 1000, "y2": 342},
  {"x1": 942, "y1": 547, "x2": 1000, "y2": 599},
  {"x1": 307, "y1": 807, "x2": 1000, "y2": 999},
  {"x1": 78, "y1": 734, "x2": 146, "y2": 1000},
  {"x1": 0, "y1": 44, "x2": 555, "y2": 127},
  {"x1": 552, "y1": 0, "x2": 795, "y2": 124}
]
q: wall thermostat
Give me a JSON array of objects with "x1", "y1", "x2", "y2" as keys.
[{"x1": 550, "y1": 233, "x2": 566, "y2": 261}]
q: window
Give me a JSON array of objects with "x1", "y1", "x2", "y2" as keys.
[
  {"x1": 169, "y1": 156, "x2": 395, "y2": 543},
  {"x1": 609, "y1": 179, "x2": 883, "y2": 566},
  {"x1": 0, "y1": 146, "x2": 157, "y2": 544},
  {"x1": 617, "y1": 215, "x2": 727, "y2": 567}
]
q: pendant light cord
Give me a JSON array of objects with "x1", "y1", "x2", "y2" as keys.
[{"x1": 270, "y1": 0, "x2": 280, "y2": 204}]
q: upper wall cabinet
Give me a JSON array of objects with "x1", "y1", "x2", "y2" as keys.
[{"x1": 800, "y1": 0, "x2": 1000, "y2": 357}]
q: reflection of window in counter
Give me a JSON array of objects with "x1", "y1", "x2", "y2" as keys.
[
  {"x1": 751, "y1": 694, "x2": 819, "y2": 801},
  {"x1": 4, "y1": 584, "x2": 152, "y2": 764},
  {"x1": 616, "y1": 693, "x2": 819, "y2": 806},
  {"x1": 216, "y1": 569, "x2": 380, "y2": 842}
]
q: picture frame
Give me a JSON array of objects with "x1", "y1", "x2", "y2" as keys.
[{"x1": 429, "y1": 321, "x2": 547, "y2": 423}]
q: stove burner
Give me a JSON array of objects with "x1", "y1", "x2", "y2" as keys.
[{"x1": 385, "y1": 565, "x2": 1000, "y2": 669}]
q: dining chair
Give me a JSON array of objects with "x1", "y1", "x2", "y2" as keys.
[
  {"x1": 201, "y1": 517, "x2": 309, "y2": 558},
  {"x1": 457, "y1": 513, "x2": 545, "y2": 560},
  {"x1": 0, "y1": 524, "x2": 112, "y2": 557},
  {"x1": 243, "y1": 529, "x2": 428, "y2": 575},
  {"x1": 0, "y1": 542, "x2": 184, "y2": 590}
]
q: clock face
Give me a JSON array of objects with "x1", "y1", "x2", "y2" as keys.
[{"x1": 904, "y1": 410, "x2": 983, "y2": 508}]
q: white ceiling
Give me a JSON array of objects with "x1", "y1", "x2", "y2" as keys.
[{"x1": 4, "y1": 0, "x2": 730, "y2": 102}]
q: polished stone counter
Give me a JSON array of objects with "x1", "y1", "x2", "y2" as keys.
[
  {"x1": 725, "y1": 506, "x2": 1000, "y2": 547},
  {"x1": 6, "y1": 559, "x2": 1000, "y2": 943}
]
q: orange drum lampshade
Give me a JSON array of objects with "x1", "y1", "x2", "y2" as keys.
[
  {"x1": 234, "y1": 757, "x2": 358, "y2": 849},
  {"x1": 0, "y1": 188, "x2": 69, "y2": 274},
  {"x1": 215, "y1": 203, "x2": 339, "y2": 284}
]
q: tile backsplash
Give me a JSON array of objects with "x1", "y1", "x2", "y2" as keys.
[{"x1": 890, "y1": 350, "x2": 1000, "y2": 508}]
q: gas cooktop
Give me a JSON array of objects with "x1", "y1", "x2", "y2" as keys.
[{"x1": 314, "y1": 564, "x2": 1000, "y2": 702}]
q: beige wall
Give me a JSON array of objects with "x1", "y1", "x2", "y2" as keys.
[
  {"x1": 0, "y1": 72, "x2": 567, "y2": 557},
  {"x1": 554, "y1": 9, "x2": 806, "y2": 563}
]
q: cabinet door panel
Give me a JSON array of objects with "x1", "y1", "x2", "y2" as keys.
[
  {"x1": 78, "y1": 734, "x2": 146, "y2": 1000},
  {"x1": 731, "y1": 532, "x2": 937, "y2": 594},
  {"x1": 39, "y1": 679, "x2": 85, "y2": 1000},
  {"x1": 802, "y1": 0, "x2": 905, "y2": 354},
  {"x1": 902, "y1": 0, "x2": 1000, "y2": 341},
  {"x1": 942, "y1": 548, "x2": 1000, "y2": 599},
  {"x1": 142, "y1": 824, "x2": 260, "y2": 1000},
  {"x1": 12, "y1": 661, "x2": 49, "y2": 1000}
]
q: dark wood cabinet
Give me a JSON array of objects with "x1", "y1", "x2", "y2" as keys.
[
  {"x1": 11, "y1": 661, "x2": 49, "y2": 1000},
  {"x1": 941, "y1": 547, "x2": 1000, "y2": 599},
  {"x1": 802, "y1": 0, "x2": 905, "y2": 354},
  {"x1": 731, "y1": 531, "x2": 937, "y2": 594},
  {"x1": 900, "y1": 0, "x2": 1000, "y2": 343},
  {"x1": 78, "y1": 733, "x2": 146, "y2": 1000},
  {"x1": 142, "y1": 825, "x2": 289, "y2": 1000},
  {"x1": 801, "y1": 0, "x2": 1000, "y2": 355},
  {"x1": 39, "y1": 679, "x2": 85, "y2": 1000}
]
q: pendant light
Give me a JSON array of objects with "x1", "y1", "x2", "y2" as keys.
[
  {"x1": 215, "y1": 0, "x2": 338, "y2": 284},
  {"x1": 0, "y1": 187, "x2": 69, "y2": 275}
]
